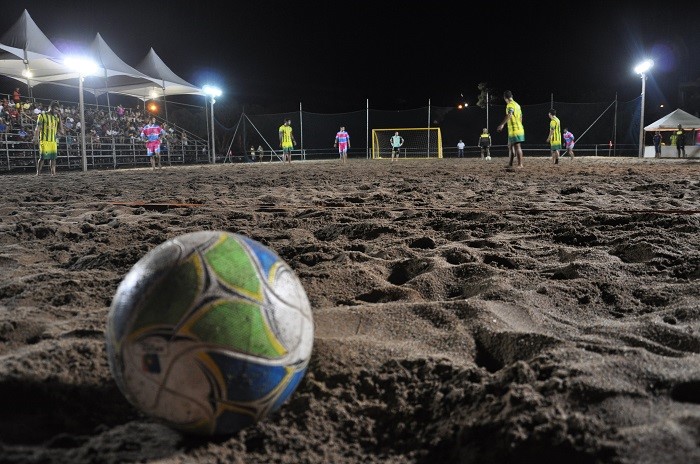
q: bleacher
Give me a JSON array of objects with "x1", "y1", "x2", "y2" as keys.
[{"x1": 0, "y1": 93, "x2": 209, "y2": 173}]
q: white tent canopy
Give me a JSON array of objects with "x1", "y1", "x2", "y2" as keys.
[
  {"x1": 136, "y1": 48, "x2": 203, "y2": 97},
  {"x1": 0, "y1": 9, "x2": 62, "y2": 62},
  {"x1": 642, "y1": 108, "x2": 700, "y2": 158},
  {"x1": 0, "y1": 9, "x2": 79, "y2": 92},
  {"x1": 0, "y1": 9, "x2": 203, "y2": 100},
  {"x1": 41, "y1": 32, "x2": 164, "y2": 98},
  {"x1": 91, "y1": 47, "x2": 204, "y2": 100},
  {"x1": 644, "y1": 108, "x2": 700, "y2": 131}
]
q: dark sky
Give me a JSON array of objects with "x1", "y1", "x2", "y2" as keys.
[{"x1": 1, "y1": 0, "x2": 698, "y2": 112}]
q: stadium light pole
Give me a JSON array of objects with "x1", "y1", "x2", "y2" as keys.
[
  {"x1": 203, "y1": 85, "x2": 222, "y2": 164},
  {"x1": 634, "y1": 59, "x2": 654, "y2": 158},
  {"x1": 65, "y1": 56, "x2": 99, "y2": 172}
]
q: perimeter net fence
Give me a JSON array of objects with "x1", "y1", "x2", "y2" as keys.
[
  {"x1": 0, "y1": 97, "x2": 643, "y2": 172},
  {"x1": 237, "y1": 99, "x2": 642, "y2": 161}
]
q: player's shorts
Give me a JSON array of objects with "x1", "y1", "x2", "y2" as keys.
[
  {"x1": 146, "y1": 141, "x2": 161, "y2": 156},
  {"x1": 508, "y1": 134, "x2": 525, "y2": 144},
  {"x1": 338, "y1": 142, "x2": 348, "y2": 154},
  {"x1": 282, "y1": 143, "x2": 293, "y2": 154},
  {"x1": 550, "y1": 143, "x2": 562, "y2": 151},
  {"x1": 39, "y1": 140, "x2": 58, "y2": 160},
  {"x1": 566, "y1": 142, "x2": 575, "y2": 149}
]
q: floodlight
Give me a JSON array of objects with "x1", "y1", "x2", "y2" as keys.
[{"x1": 633, "y1": 59, "x2": 654, "y2": 75}]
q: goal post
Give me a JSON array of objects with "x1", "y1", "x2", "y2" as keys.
[{"x1": 371, "y1": 128, "x2": 443, "y2": 159}]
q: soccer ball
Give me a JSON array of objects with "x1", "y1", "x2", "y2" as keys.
[
  {"x1": 105, "y1": 231, "x2": 314, "y2": 436},
  {"x1": 485, "y1": 156, "x2": 491, "y2": 161}
]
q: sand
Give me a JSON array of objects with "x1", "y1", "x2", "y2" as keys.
[{"x1": 0, "y1": 156, "x2": 698, "y2": 464}]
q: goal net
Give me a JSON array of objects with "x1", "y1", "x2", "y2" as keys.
[{"x1": 371, "y1": 128, "x2": 443, "y2": 159}]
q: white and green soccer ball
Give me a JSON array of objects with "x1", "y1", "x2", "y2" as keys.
[{"x1": 106, "y1": 231, "x2": 314, "y2": 436}]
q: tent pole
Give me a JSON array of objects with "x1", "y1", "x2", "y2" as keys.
[
  {"x1": 22, "y1": 55, "x2": 33, "y2": 101},
  {"x1": 203, "y1": 95, "x2": 211, "y2": 163},
  {"x1": 78, "y1": 75, "x2": 88, "y2": 172},
  {"x1": 162, "y1": 81, "x2": 169, "y2": 121},
  {"x1": 103, "y1": 70, "x2": 116, "y2": 168}
]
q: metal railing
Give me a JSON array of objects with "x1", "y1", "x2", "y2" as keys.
[{"x1": 0, "y1": 133, "x2": 210, "y2": 172}]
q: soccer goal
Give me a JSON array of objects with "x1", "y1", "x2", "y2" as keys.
[{"x1": 371, "y1": 128, "x2": 443, "y2": 159}]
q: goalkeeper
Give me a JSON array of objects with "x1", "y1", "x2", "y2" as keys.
[
  {"x1": 390, "y1": 131, "x2": 404, "y2": 162},
  {"x1": 477, "y1": 128, "x2": 491, "y2": 159}
]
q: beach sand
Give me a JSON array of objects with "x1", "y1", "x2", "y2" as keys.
[{"x1": 0, "y1": 156, "x2": 698, "y2": 463}]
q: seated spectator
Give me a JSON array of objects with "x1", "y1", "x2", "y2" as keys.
[
  {"x1": 12, "y1": 88, "x2": 21, "y2": 108},
  {"x1": 90, "y1": 130, "x2": 101, "y2": 148},
  {"x1": 17, "y1": 126, "x2": 31, "y2": 148},
  {"x1": 65, "y1": 130, "x2": 75, "y2": 147},
  {"x1": 7, "y1": 106, "x2": 19, "y2": 126}
]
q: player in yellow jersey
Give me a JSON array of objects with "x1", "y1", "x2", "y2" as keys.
[
  {"x1": 278, "y1": 118, "x2": 296, "y2": 163},
  {"x1": 34, "y1": 101, "x2": 63, "y2": 176},
  {"x1": 496, "y1": 90, "x2": 525, "y2": 168},
  {"x1": 547, "y1": 108, "x2": 562, "y2": 164}
]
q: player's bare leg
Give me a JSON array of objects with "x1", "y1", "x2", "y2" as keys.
[
  {"x1": 508, "y1": 144, "x2": 515, "y2": 167},
  {"x1": 514, "y1": 143, "x2": 524, "y2": 168}
]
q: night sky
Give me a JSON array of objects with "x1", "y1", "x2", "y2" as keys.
[{"x1": 1, "y1": 0, "x2": 698, "y2": 113}]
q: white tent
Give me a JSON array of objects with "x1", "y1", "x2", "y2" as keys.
[
  {"x1": 643, "y1": 108, "x2": 699, "y2": 158},
  {"x1": 0, "y1": 9, "x2": 79, "y2": 95},
  {"x1": 136, "y1": 48, "x2": 203, "y2": 98},
  {"x1": 80, "y1": 33, "x2": 163, "y2": 97},
  {"x1": 28, "y1": 31, "x2": 173, "y2": 119},
  {"x1": 644, "y1": 108, "x2": 700, "y2": 131},
  {"x1": 0, "y1": 10, "x2": 203, "y2": 102},
  {"x1": 66, "y1": 42, "x2": 204, "y2": 101},
  {"x1": 47, "y1": 46, "x2": 205, "y2": 100}
]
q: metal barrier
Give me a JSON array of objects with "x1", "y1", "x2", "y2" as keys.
[{"x1": 0, "y1": 134, "x2": 210, "y2": 172}]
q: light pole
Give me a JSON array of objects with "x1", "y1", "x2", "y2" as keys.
[
  {"x1": 634, "y1": 59, "x2": 654, "y2": 158},
  {"x1": 203, "y1": 85, "x2": 222, "y2": 164},
  {"x1": 65, "y1": 56, "x2": 98, "y2": 171}
]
